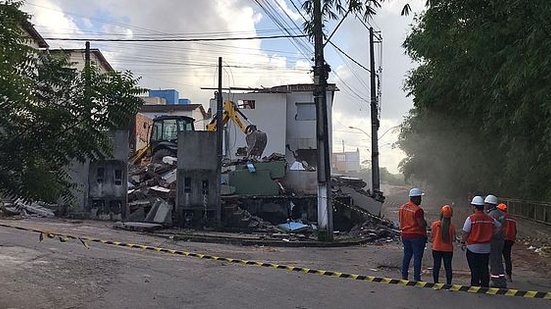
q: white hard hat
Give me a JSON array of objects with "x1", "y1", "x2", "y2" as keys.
[
  {"x1": 471, "y1": 196, "x2": 485, "y2": 206},
  {"x1": 484, "y1": 194, "x2": 498, "y2": 205},
  {"x1": 409, "y1": 188, "x2": 424, "y2": 197}
]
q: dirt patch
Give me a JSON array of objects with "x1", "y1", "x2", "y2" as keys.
[{"x1": 0, "y1": 248, "x2": 123, "y2": 309}]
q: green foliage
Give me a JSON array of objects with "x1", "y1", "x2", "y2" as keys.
[
  {"x1": 300, "y1": 0, "x2": 412, "y2": 37},
  {"x1": 0, "y1": 1, "x2": 146, "y2": 202},
  {"x1": 399, "y1": 0, "x2": 551, "y2": 200}
]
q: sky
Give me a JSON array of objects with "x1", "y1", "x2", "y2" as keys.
[{"x1": 22, "y1": 0, "x2": 425, "y2": 174}]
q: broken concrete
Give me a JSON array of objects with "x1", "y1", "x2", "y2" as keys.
[{"x1": 113, "y1": 221, "x2": 163, "y2": 232}]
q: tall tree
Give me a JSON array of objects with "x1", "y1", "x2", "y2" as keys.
[
  {"x1": 399, "y1": 0, "x2": 551, "y2": 200},
  {"x1": 0, "y1": 1, "x2": 145, "y2": 203}
]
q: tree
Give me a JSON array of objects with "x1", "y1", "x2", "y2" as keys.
[
  {"x1": 0, "y1": 1, "x2": 146, "y2": 203},
  {"x1": 398, "y1": 0, "x2": 551, "y2": 200},
  {"x1": 301, "y1": 0, "x2": 411, "y2": 36}
]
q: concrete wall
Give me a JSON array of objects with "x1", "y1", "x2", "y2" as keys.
[
  {"x1": 176, "y1": 131, "x2": 220, "y2": 226},
  {"x1": 64, "y1": 130, "x2": 129, "y2": 220},
  {"x1": 209, "y1": 93, "x2": 287, "y2": 159}
]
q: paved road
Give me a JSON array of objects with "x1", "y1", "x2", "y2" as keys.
[{"x1": 1, "y1": 223, "x2": 549, "y2": 309}]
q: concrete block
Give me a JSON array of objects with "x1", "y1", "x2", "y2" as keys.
[{"x1": 229, "y1": 170, "x2": 280, "y2": 196}]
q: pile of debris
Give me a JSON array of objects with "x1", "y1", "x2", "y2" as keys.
[
  {"x1": 347, "y1": 216, "x2": 400, "y2": 243},
  {"x1": 127, "y1": 156, "x2": 177, "y2": 225},
  {"x1": 0, "y1": 199, "x2": 57, "y2": 218},
  {"x1": 224, "y1": 206, "x2": 278, "y2": 232}
]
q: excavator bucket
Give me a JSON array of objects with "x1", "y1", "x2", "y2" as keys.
[{"x1": 245, "y1": 130, "x2": 267, "y2": 158}]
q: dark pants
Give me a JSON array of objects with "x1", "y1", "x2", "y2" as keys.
[
  {"x1": 490, "y1": 239, "x2": 507, "y2": 287},
  {"x1": 432, "y1": 250, "x2": 453, "y2": 285},
  {"x1": 466, "y1": 249, "x2": 490, "y2": 287},
  {"x1": 503, "y1": 240, "x2": 514, "y2": 276},
  {"x1": 401, "y1": 237, "x2": 426, "y2": 281}
]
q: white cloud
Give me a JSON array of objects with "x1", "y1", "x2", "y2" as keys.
[
  {"x1": 21, "y1": 0, "x2": 420, "y2": 174},
  {"x1": 274, "y1": 0, "x2": 302, "y2": 21}
]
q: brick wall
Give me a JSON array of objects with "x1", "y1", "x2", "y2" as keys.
[{"x1": 135, "y1": 113, "x2": 153, "y2": 150}]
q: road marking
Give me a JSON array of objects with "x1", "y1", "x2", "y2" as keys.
[{"x1": 0, "y1": 222, "x2": 549, "y2": 300}]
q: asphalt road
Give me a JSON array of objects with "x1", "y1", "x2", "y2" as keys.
[{"x1": 1, "y1": 223, "x2": 549, "y2": 309}]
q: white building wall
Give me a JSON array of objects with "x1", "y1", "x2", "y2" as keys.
[
  {"x1": 210, "y1": 92, "x2": 287, "y2": 159},
  {"x1": 285, "y1": 91, "x2": 334, "y2": 163},
  {"x1": 66, "y1": 52, "x2": 111, "y2": 73}
]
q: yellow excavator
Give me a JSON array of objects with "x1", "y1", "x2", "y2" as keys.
[{"x1": 206, "y1": 100, "x2": 267, "y2": 159}]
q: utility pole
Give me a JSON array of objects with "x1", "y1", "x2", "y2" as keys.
[
  {"x1": 369, "y1": 27, "x2": 381, "y2": 196},
  {"x1": 84, "y1": 41, "x2": 91, "y2": 91},
  {"x1": 215, "y1": 57, "x2": 223, "y2": 223},
  {"x1": 313, "y1": 0, "x2": 333, "y2": 241},
  {"x1": 342, "y1": 140, "x2": 345, "y2": 153}
]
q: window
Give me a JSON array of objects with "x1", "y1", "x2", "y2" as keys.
[
  {"x1": 114, "y1": 169, "x2": 122, "y2": 186},
  {"x1": 177, "y1": 118, "x2": 194, "y2": 131},
  {"x1": 184, "y1": 177, "x2": 192, "y2": 193},
  {"x1": 162, "y1": 119, "x2": 178, "y2": 141},
  {"x1": 296, "y1": 102, "x2": 316, "y2": 121},
  {"x1": 238, "y1": 99, "x2": 255, "y2": 109},
  {"x1": 97, "y1": 167, "x2": 104, "y2": 183}
]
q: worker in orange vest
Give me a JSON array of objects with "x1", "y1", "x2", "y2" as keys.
[
  {"x1": 461, "y1": 196, "x2": 501, "y2": 287},
  {"x1": 497, "y1": 203, "x2": 517, "y2": 282},
  {"x1": 431, "y1": 205, "x2": 456, "y2": 285},
  {"x1": 399, "y1": 188, "x2": 427, "y2": 281}
]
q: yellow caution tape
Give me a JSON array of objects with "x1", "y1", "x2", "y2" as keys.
[{"x1": 0, "y1": 222, "x2": 549, "y2": 300}]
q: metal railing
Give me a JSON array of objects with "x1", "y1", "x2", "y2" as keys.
[{"x1": 502, "y1": 198, "x2": 551, "y2": 226}]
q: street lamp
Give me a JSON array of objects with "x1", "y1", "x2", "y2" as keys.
[
  {"x1": 349, "y1": 125, "x2": 399, "y2": 141},
  {"x1": 348, "y1": 126, "x2": 371, "y2": 139}
]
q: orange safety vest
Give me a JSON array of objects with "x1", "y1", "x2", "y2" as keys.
[
  {"x1": 504, "y1": 213, "x2": 517, "y2": 242},
  {"x1": 399, "y1": 201, "x2": 426, "y2": 237},
  {"x1": 431, "y1": 221, "x2": 456, "y2": 252},
  {"x1": 466, "y1": 211, "x2": 494, "y2": 245}
]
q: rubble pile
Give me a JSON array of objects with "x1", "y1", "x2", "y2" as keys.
[
  {"x1": 224, "y1": 207, "x2": 278, "y2": 231},
  {"x1": 347, "y1": 216, "x2": 400, "y2": 243},
  {"x1": 0, "y1": 199, "x2": 57, "y2": 218},
  {"x1": 127, "y1": 157, "x2": 177, "y2": 225}
]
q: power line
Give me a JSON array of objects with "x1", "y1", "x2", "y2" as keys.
[
  {"x1": 42, "y1": 34, "x2": 307, "y2": 42},
  {"x1": 327, "y1": 41, "x2": 370, "y2": 73},
  {"x1": 251, "y1": 0, "x2": 313, "y2": 62}
]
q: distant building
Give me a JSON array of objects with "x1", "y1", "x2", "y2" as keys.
[
  {"x1": 143, "y1": 97, "x2": 167, "y2": 105},
  {"x1": 49, "y1": 48, "x2": 114, "y2": 73},
  {"x1": 332, "y1": 149, "x2": 361, "y2": 174},
  {"x1": 19, "y1": 21, "x2": 49, "y2": 49},
  {"x1": 178, "y1": 98, "x2": 191, "y2": 104},
  {"x1": 149, "y1": 89, "x2": 180, "y2": 105}
]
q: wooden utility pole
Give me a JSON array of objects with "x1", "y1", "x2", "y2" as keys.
[
  {"x1": 313, "y1": 0, "x2": 333, "y2": 241},
  {"x1": 369, "y1": 27, "x2": 381, "y2": 194}
]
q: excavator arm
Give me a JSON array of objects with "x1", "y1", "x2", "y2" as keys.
[
  {"x1": 207, "y1": 100, "x2": 267, "y2": 158},
  {"x1": 207, "y1": 101, "x2": 249, "y2": 133}
]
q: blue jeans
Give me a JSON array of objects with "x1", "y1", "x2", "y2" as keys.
[{"x1": 401, "y1": 237, "x2": 426, "y2": 281}]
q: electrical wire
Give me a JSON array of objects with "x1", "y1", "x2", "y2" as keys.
[{"x1": 42, "y1": 34, "x2": 308, "y2": 42}]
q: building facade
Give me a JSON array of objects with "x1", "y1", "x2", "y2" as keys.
[
  {"x1": 331, "y1": 149, "x2": 361, "y2": 174},
  {"x1": 208, "y1": 84, "x2": 337, "y2": 167}
]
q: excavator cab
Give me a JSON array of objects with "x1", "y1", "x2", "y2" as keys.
[
  {"x1": 130, "y1": 115, "x2": 195, "y2": 165},
  {"x1": 149, "y1": 115, "x2": 195, "y2": 162}
]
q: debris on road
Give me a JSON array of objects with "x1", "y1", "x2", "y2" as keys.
[
  {"x1": 113, "y1": 221, "x2": 164, "y2": 232},
  {"x1": 347, "y1": 216, "x2": 400, "y2": 243},
  {"x1": 0, "y1": 199, "x2": 57, "y2": 218}
]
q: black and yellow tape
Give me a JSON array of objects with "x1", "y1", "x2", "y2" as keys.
[{"x1": 0, "y1": 222, "x2": 549, "y2": 300}]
